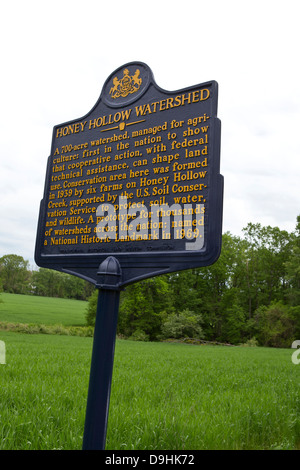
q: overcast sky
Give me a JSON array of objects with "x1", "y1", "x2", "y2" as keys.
[{"x1": 0, "y1": 0, "x2": 299, "y2": 267}]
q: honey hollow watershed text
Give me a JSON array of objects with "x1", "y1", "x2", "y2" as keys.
[{"x1": 43, "y1": 89, "x2": 212, "y2": 252}]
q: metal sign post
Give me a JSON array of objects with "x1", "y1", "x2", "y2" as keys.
[{"x1": 82, "y1": 257, "x2": 121, "y2": 450}]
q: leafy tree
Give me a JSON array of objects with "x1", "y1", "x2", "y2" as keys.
[
  {"x1": 85, "y1": 276, "x2": 172, "y2": 339},
  {"x1": 32, "y1": 268, "x2": 94, "y2": 300},
  {"x1": 215, "y1": 288, "x2": 247, "y2": 344},
  {"x1": 128, "y1": 328, "x2": 150, "y2": 341},
  {"x1": 0, "y1": 254, "x2": 30, "y2": 294},
  {"x1": 231, "y1": 223, "x2": 292, "y2": 319},
  {"x1": 285, "y1": 215, "x2": 300, "y2": 306},
  {"x1": 168, "y1": 269, "x2": 204, "y2": 315},
  {"x1": 290, "y1": 305, "x2": 300, "y2": 339},
  {"x1": 178, "y1": 233, "x2": 244, "y2": 342},
  {"x1": 85, "y1": 289, "x2": 98, "y2": 326},
  {"x1": 161, "y1": 309, "x2": 204, "y2": 340},
  {"x1": 118, "y1": 276, "x2": 172, "y2": 340},
  {"x1": 254, "y1": 302, "x2": 296, "y2": 348},
  {"x1": 32, "y1": 268, "x2": 63, "y2": 297},
  {"x1": 59, "y1": 272, "x2": 94, "y2": 300}
]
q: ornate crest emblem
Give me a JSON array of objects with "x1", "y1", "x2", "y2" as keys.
[{"x1": 109, "y1": 68, "x2": 142, "y2": 99}]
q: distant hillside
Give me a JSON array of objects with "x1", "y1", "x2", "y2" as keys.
[{"x1": 0, "y1": 293, "x2": 88, "y2": 326}]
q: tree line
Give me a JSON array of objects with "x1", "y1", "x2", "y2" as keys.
[
  {"x1": 0, "y1": 216, "x2": 299, "y2": 347},
  {"x1": 87, "y1": 217, "x2": 300, "y2": 347},
  {"x1": 0, "y1": 254, "x2": 94, "y2": 301}
]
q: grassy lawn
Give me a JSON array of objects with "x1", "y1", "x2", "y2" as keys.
[
  {"x1": 0, "y1": 293, "x2": 88, "y2": 326},
  {"x1": 0, "y1": 331, "x2": 91, "y2": 450},
  {"x1": 0, "y1": 328, "x2": 299, "y2": 450}
]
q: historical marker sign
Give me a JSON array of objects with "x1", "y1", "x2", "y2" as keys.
[
  {"x1": 35, "y1": 62, "x2": 224, "y2": 449},
  {"x1": 35, "y1": 62, "x2": 223, "y2": 286}
]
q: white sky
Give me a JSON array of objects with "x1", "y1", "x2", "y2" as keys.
[{"x1": 0, "y1": 0, "x2": 299, "y2": 267}]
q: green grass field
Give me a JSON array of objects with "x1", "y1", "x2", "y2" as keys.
[
  {"x1": 0, "y1": 293, "x2": 88, "y2": 326},
  {"x1": 0, "y1": 294, "x2": 299, "y2": 450}
]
